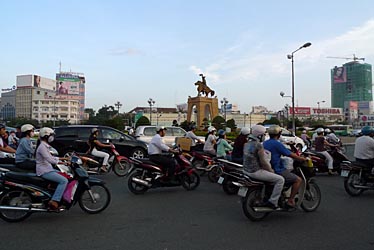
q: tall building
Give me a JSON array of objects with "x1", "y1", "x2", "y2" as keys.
[{"x1": 331, "y1": 61, "x2": 373, "y2": 109}]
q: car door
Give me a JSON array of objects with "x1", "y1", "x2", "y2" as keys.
[{"x1": 74, "y1": 127, "x2": 92, "y2": 153}]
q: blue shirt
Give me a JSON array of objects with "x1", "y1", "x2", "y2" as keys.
[
  {"x1": 263, "y1": 138, "x2": 291, "y2": 174},
  {"x1": 15, "y1": 137, "x2": 35, "y2": 163}
]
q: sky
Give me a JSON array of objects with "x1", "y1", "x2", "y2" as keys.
[{"x1": 1, "y1": 0, "x2": 374, "y2": 113}]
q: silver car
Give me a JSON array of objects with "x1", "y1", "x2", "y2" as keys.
[{"x1": 135, "y1": 126, "x2": 187, "y2": 146}]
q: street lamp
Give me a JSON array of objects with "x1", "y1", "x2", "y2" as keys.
[
  {"x1": 147, "y1": 98, "x2": 155, "y2": 125},
  {"x1": 114, "y1": 101, "x2": 122, "y2": 115},
  {"x1": 287, "y1": 42, "x2": 312, "y2": 134},
  {"x1": 317, "y1": 100, "x2": 325, "y2": 120},
  {"x1": 243, "y1": 113, "x2": 248, "y2": 127},
  {"x1": 220, "y1": 97, "x2": 229, "y2": 123}
]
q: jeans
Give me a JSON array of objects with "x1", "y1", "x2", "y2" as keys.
[
  {"x1": 91, "y1": 148, "x2": 110, "y2": 166},
  {"x1": 42, "y1": 170, "x2": 68, "y2": 202},
  {"x1": 247, "y1": 169, "x2": 285, "y2": 206}
]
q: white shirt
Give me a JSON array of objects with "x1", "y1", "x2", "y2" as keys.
[
  {"x1": 354, "y1": 135, "x2": 374, "y2": 160},
  {"x1": 186, "y1": 131, "x2": 199, "y2": 146},
  {"x1": 203, "y1": 134, "x2": 216, "y2": 152},
  {"x1": 148, "y1": 134, "x2": 170, "y2": 155}
]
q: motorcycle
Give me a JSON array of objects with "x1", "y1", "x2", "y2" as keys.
[
  {"x1": 72, "y1": 143, "x2": 132, "y2": 177},
  {"x1": 233, "y1": 146, "x2": 321, "y2": 221},
  {"x1": 189, "y1": 150, "x2": 221, "y2": 182},
  {"x1": 217, "y1": 159, "x2": 244, "y2": 195},
  {"x1": 127, "y1": 151, "x2": 200, "y2": 194},
  {"x1": 304, "y1": 146, "x2": 350, "y2": 174},
  {"x1": 0, "y1": 154, "x2": 111, "y2": 222},
  {"x1": 341, "y1": 161, "x2": 374, "y2": 196}
]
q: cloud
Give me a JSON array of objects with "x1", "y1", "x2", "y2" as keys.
[{"x1": 109, "y1": 48, "x2": 143, "y2": 56}]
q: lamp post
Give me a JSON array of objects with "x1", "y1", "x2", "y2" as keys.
[
  {"x1": 147, "y1": 98, "x2": 155, "y2": 125},
  {"x1": 287, "y1": 42, "x2": 312, "y2": 134},
  {"x1": 156, "y1": 113, "x2": 162, "y2": 126},
  {"x1": 317, "y1": 100, "x2": 325, "y2": 120},
  {"x1": 114, "y1": 101, "x2": 122, "y2": 115},
  {"x1": 243, "y1": 113, "x2": 248, "y2": 127},
  {"x1": 220, "y1": 97, "x2": 229, "y2": 124}
]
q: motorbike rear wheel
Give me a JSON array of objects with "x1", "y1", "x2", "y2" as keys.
[
  {"x1": 300, "y1": 180, "x2": 321, "y2": 212},
  {"x1": 208, "y1": 165, "x2": 223, "y2": 183},
  {"x1": 113, "y1": 159, "x2": 132, "y2": 177},
  {"x1": 0, "y1": 190, "x2": 33, "y2": 222},
  {"x1": 79, "y1": 183, "x2": 111, "y2": 214},
  {"x1": 242, "y1": 188, "x2": 269, "y2": 221},
  {"x1": 344, "y1": 172, "x2": 364, "y2": 196},
  {"x1": 128, "y1": 171, "x2": 149, "y2": 194},
  {"x1": 222, "y1": 177, "x2": 239, "y2": 195},
  {"x1": 181, "y1": 172, "x2": 200, "y2": 191}
]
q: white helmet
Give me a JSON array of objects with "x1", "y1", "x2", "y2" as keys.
[
  {"x1": 91, "y1": 127, "x2": 99, "y2": 134},
  {"x1": 302, "y1": 130, "x2": 307, "y2": 134},
  {"x1": 208, "y1": 126, "x2": 216, "y2": 133},
  {"x1": 39, "y1": 127, "x2": 54, "y2": 138},
  {"x1": 324, "y1": 128, "x2": 331, "y2": 134},
  {"x1": 240, "y1": 127, "x2": 251, "y2": 136},
  {"x1": 156, "y1": 126, "x2": 167, "y2": 132},
  {"x1": 316, "y1": 128, "x2": 324, "y2": 134},
  {"x1": 251, "y1": 125, "x2": 266, "y2": 137},
  {"x1": 21, "y1": 124, "x2": 34, "y2": 132},
  {"x1": 268, "y1": 125, "x2": 282, "y2": 135}
]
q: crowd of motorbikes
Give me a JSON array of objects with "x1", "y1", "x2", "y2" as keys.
[{"x1": 0, "y1": 131, "x2": 373, "y2": 223}]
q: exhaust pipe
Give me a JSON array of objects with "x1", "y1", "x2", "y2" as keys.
[
  {"x1": 0, "y1": 206, "x2": 48, "y2": 212},
  {"x1": 353, "y1": 185, "x2": 371, "y2": 189},
  {"x1": 253, "y1": 207, "x2": 279, "y2": 212},
  {"x1": 132, "y1": 177, "x2": 152, "y2": 187}
]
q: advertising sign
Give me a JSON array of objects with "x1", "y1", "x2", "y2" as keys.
[
  {"x1": 289, "y1": 107, "x2": 311, "y2": 115},
  {"x1": 333, "y1": 66, "x2": 347, "y2": 83},
  {"x1": 56, "y1": 73, "x2": 83, "y2": 95},
  {"x1": 311, "y1": 108, "x2": 342, "y2": 115}
]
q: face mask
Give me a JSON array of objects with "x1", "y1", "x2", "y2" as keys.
[
  {"x1": 48, "y1": 136, "x2": 54, "y2": 143},
  {"x1": 30, "y1": 132, "x2": 35, "y2": 137}
]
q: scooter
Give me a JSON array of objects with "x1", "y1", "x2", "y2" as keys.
[
  {"x1": 217, "y1": 159, "x2": 244, "y2": 195},
  {"x1": 304, "y1": 146, "x2": 350, "y2": 174},
  {"x1": 0, "y1": 155, "x2": 111, "y2": 222},
  {"x1": 341, "y1": 161, "x2": 374, "y2": 196}
]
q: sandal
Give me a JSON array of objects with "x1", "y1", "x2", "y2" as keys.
[
  {"x1": 48, "y1": 200, "x2": 59, "y2": 210},
  {"x1": 100, "y1": 166, "x2": 108, "y2": 172}
]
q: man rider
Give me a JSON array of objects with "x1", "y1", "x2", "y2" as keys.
[
  {"x1": 0, "y1": 124, "x2": 16, "y2": 164},
  {"x1": 185, "y1": 124, "x2": 204, "y2": 151},
  {"x1": 354, "y1": 126, "x2": 374, "y2": 171},
  {"x1": 263, "y1": 125, "x2": 306, "y2": 208},
  {"x1": 243, "y1": 125, "x2": 285, "y2": 209},
  {"x1": 148, "y1": 126, "x2": 178, "y2": 179}
]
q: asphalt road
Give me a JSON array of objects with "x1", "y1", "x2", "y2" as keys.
[{"x1": 0, "y1": 173, "x2": 373, "y2": 250}]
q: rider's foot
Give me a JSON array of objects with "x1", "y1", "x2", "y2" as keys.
[
  {"x1": 48, "y1": 200, "x2": 59, "y2": 210},
  {"x1": 286, "y1": 199, "x2": 296, "y2": 208},
  {"x1": 328, "y1": 169, "x2": 336, "y2": 175},
  {"x1": 100, "y1": 165, "x2": 108, "y2": 172},
  {"x1": 262, "y1": 201, "x2": 278, "y2": 210}
]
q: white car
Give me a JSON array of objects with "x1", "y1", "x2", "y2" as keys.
[
  {"x1": 265, "y1": 127, "x2": 305, "y2": 150},
  {"x1": 135, "y1": 126, "x2": 188, "y2": 146}
]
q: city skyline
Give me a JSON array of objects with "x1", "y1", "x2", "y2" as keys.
[{"x1": 1, "y1": 1, "x2": 374, "y2": 113}]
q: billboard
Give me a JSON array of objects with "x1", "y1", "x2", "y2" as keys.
[
  {"x1": 333, "y1": 66, "x2": 346, "y2": 83},
  {"x1": 289, "y1": 107, "x2": 311, "y2": 115},
  {"x1": 56, "y1": 73, "x2": 83, "y2": 95}
]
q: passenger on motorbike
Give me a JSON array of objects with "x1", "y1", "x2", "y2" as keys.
[
  {"x1": 325, "y1": 128, "x2": 341, "y2": 146},
  {"x1": 35, "y1": 127, "x2": 68, "y2": 210},
  {"x1": 148, "y1": 126, "x2": 179, "y2": 179},
  {"x1": 300, "y1": 130, "x2": 311, "y2": 148},
  {"x1": 88, "y1": 128, "x2": 112, "y2": 172},
  {"x1": 0, "y1": 123, "x2": 16, "y2": 164},
  {"x1": 203, "y1": 126, "x2": 217, "y2": 156},
  {"x1": 314, "y1": 127, "x2": 336, "y2": 175},
  {"x1": 216, "y1": 129, "x2": 233, "y2": 160},
  {"x1": 243, "y1": 125, "x2": 285, "y2": 209},
  {"x1": 231, "y1": 127, "x2": 250, "y2": 164},
  {"x1": 353, "y1": 126, "x2": 374, "y2": 171},
  {"x1": 185, "y1": 124, "x2": 204, "y2": 151},
  {"x1": 263, "y1": 125, "x2": 306, "y2": 208},
  {"x1": 15, "y1": 124, "x2": 36, "y2": 170}
]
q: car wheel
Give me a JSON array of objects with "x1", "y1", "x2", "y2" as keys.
[{"x1": 131, "y1": 148, "x2": 146, "y2": 159}]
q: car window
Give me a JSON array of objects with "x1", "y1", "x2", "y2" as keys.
[
  {"x1": 165, "y1": 128, "x2": 173, "y2": 136},
  {"x1": 55, "y1": 127, "x2": 78, "y2": 138},
  {"x1": 171, "y1": 127, "x2": 186, "y2": 136},
  {"x1": 101, "y1": 128, "x2": 122, "y2": 140},
  {"x1": 77, "y1": 127, "x2": 91, "y2": 138},
  {"x1": 144, "y1": 127, "x2": 156, "y2": 136},
  {"x1": 281, "y1": 129, "x2": 293, "y2": 137}
]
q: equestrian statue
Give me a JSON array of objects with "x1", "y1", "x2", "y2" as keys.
[{"x1": 194, "y1": 74, "x2": 215, "y2": 97}]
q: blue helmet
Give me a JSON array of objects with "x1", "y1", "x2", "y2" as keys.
[
  {"x1": 218, "y1": 129, "x2": 226, "y2": 136},
  {"x1": 361, "y1": 126, "x2": 374, "y2": 136}
]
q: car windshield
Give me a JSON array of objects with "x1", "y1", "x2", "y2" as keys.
[{"x1": 101, "y1": 128, "x2": 123, "y2": 140}]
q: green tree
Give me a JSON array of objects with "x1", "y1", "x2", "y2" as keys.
[
  {"x1": 212, "y1": 116, "x2": 225, "y2": 130},
  {"x1": 226, "y1": 118, "x2": 237, "y2": 130},
  {"x1": 135, "y1": 116, "x2": 150, "y2": 128},
  {"x1": 263, "y1": 117, "x2": 281, "y2": 125}
]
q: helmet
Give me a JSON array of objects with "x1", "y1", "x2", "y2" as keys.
[
  {"x1": 207, "y1": 126, "x2": 216, "y2": 133},
  {"x1": 21, "y1": 124, "x2": 34, "y2": 132},
  {"x1": 218, "y1": 129, "x2": 226, "y2": 136},
  {"x1": 251, "y1": 125, "x2": 266, "y2": 137},
  {"x1": 156, "y1": 126, "x2": 167, "y2": 132},
  {"x1": 0, "y1": 124, "x2": 5, "y2": 129},
  {"x1": 361, "y1": 126, "x2": 374, "y2": 136},
  {"x1": 39, "y1": 127, "x2": 54, "y2": 138},
  {"x1": 267, "y1": 125, "x2": 282, "y2": 135},
  {"x1": 324, "y1": 128, "x2": 331, "y2": 134},
  {"x1": 240, "y1": 127, "x2": 250, "y2": 135},
  {"x1": 316, "y1": 128, "x2": 324, "y2": 134},
  {"x1": 302, "y1": 130, "x2": 307, "y2": 134},
  {"x1": 91, "y1": 128, "x2": 98, "y2": 134}
]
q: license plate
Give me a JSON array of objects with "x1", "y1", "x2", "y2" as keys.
[
  {"x1": 341, "y1": 170, "x2": 349, "y2": 177},
  {"x1": 238, "y1": 186, "x2": 248, "y2": 197},
  {"x1": 217, "y1": 176, "x2": 224, "y2": 184}
]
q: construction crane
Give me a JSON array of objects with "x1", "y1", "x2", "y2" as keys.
[{"x1": 326, "y1": 54, "x2": 365, "y2": 62}]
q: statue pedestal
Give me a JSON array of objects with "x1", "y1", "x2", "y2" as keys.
[{"x1": 187, "y1": 96, "x2": 219, "y2": 128}]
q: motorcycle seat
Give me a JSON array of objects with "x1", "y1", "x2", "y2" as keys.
[
  {"x1": 308, "y1": 151, "x2": 326, "y2": 160},
  {"x1": 4, "y1": 171, "x2": 49, "y2": 187},
  {"x1": 352, "y1": 161, "x2": 372, "y2": 169}
]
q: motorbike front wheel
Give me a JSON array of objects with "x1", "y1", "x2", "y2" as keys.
[
  {"x1": 181, "y1": 172, "x2": 200, "y2": 191},
  {"x1": 242, "y1": 189, "x2": 270, "y2": 221},
  {"x1": 208, "y1": 165, "x2": 223, "y2": 183},
  {"x1": 113, "y1": 159, "x2": 132, "y2": 177},
  {"x1": 301, "y1": 180, "x2": 321, "y2": 212},
  {"x1": 79, "y1": 183, "x2": 111, "y2": 214},
  {"x1": 344, "y1": 172, "x2": 364, "y2": 196},
  {"x1": 128, "y1": 171, "x2": 149, "y2": 194},
  {"x1": 0, "y1": 190, "x2": 33, "y2": 222}
]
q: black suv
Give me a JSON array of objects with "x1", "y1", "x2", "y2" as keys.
[{"x1": 50, "y1": 125, "x2": 147, "y2": 158}]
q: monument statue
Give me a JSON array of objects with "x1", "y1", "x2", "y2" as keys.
[{"x1": 194, "y1": 74, "x2": 215, "y2": 97}]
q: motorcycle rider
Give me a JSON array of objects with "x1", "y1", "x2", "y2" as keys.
[
  {"x1": 324, "y1": 128, "x2": 340, "y2": 146},
  {"x1": 0, "y1": 124, "x2": 16, "y2": 164},
  {"x1": 231, "y1": 127, "x2": 250, "y2": 164},
  {"x1": 243, "y1": 125, "x2": 285, "y2": 209},
  {"x1": 185, "y1": 124, "x2": 204, "y2": 151},
  {"x1": 353, "y1": 126, "x2": 374, "y2": 171},
  {"x1": 148, "y1": 126, "x2": 179, "y2": 179},
  {"x1": 300, "y1": 130, "x2": 311, "y2": 148},
  {"x1": 314, "y1": 127, "x2": 336, "y2": 175},
  {"x1": 216, "y1": 129, "x2": 233, "y2": 160},
  {"x1": 203, "y1": 126, "x2": 217, "y2": 156},
  {"x1": 88, "y1": 128, "x2": 112, "y2": 172},
  {"x1": 263, "y1": 125, "x2": 306, "y2": 208},
  {"x1": 35, "y1": 127, "x2": 68, "y2": 210},
  {"x1": 15, "y1": 124, "x2": 36, "y2": 170}
]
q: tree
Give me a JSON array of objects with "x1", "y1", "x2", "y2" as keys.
[
  {"x1": 84, "y1": 108, "x2": 96, "y2": 119},
  {"x1": 263, "y1": 117, "x2": 281, "y2": 125},
  {"x1": 226, "y1": 118, "x2": 237, "y2": 130},
  {"x1": 212, "y1": 116, "x2": 225, "y2": 130},
  {"x1": 135, "y1": 116, "x2": 150, "y2": 128}
]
